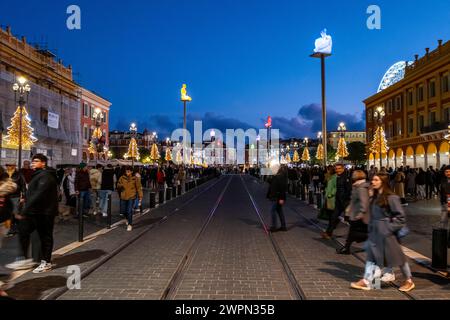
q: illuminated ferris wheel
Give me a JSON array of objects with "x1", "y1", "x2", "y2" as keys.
[{"x1": 377, "y1": 61, "x2": 413, "y2": 93}]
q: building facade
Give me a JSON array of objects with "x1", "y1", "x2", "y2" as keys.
[
  {"x1": 81, "y1": 88, "x2": 111, "y2": 162},
  {"x1": 327, "y1": 131, "x2": 366, "y2": 149},
  {"x1": 109, "y1": 129, "x2": 156, "y2": 160},
  {"x1": 364, "y1": 39, "x2": 450, "y2": 169},
  {"x1": 0, "y1": 26, "x2": 81, "y2": 167}
]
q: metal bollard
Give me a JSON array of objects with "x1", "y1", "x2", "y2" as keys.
[
  {"x1": 300, "y1": 185, "x2": 306, "y2": 201},
  {"x1": 172, "y1": 186, "x2": 177, "y2": 198},
  {"x1": 296, "y1": 182, "x2": 301, "y2": 198},
  {"x1": 166, "y1": 187, "x2": 172, "y2": 201},
  {"x1": 308, "y1": 188, "x2": 314, "y2": 205},
  {"x1": 149, "y1": 192, "x2": 156, "y2": 208},
  {"x1": 432, "y1": 227, "x2": 448, "y2": 270},
  {"x1": 159, "y1": 189, "x2": 165, "y2": 204},
  {"x1": 107, "y1": 193, "x2": 112, "y2": 229},
  {"x1": 77, "y1": 194, "x2": 84, "y2": 242},
  {"x1": 177, "y1": 184, "x2": 182, "y2": 196},
  {"x1": 185, "y1": 182, "x2": 190, "y2": 192},
  {"x1": 316, "y1": 192, "x2": 322, "y2": 209}
]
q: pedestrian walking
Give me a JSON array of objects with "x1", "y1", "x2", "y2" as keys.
[
  {"x1": 336, "y1": 170, "x2": 369, "y2": 255},
  {"x1": 117, "y1": 166, "x2": 143, "y2": 231},
  {"x1": 322, "y1": 163, "x2": 352, "y2": 239},
  {"x1": 6, "y1": 154, "x2": 59, "y2": 274},
  {"x1": 89, "y1": 164, "x2": 102, "y2": 215},
  {"x1": 425, "y1": 168, "x2": 435, "y2": 200},
  {"x1": 99, "y1": 164, "x2": 115, "y2": 217},
  {"x1": 350, "y1": 173, "x2": 415, "y2": 292},
  {"x1": 75, "y1": 163, "x2": 92, "y2": 217},
  {"x1": 4, "y1": 163, "x2": 26, "y2": 237},
  {"x1": 267, "y1": 165, "x2": 288, "y2": 232},
  {"x1": 394, "y1": 167, "x2": 407, "y2": 205}
]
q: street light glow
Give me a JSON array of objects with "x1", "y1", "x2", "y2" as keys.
[{"x1": 18, "y1": 76, "x2": 26, "y2": 85}]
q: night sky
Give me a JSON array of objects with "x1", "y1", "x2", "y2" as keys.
[{"x1": 1, "y1": 0, "x2": 450, "y2": 139}]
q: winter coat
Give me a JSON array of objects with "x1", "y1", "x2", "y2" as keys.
[
  {"x1": 346, "y1": 180, "x2": 370, "y2": 223},
  {"x1": 425, "y1": 171, "x2": 435, "y2": 185},
  {"x1": 117, "y1": 175, "x2": 143, "y2": 201},
  {"x1": 22, "y1": 168, "x2": 59, "y2": 216},
  {"x1": 440, "y1": 177, "x2": 450, "y2": 205},
  {"x1": 89, "y1": 169, "x2": 102, "y2": 190},
  {"x1": 336, "y1": 172, "x2": 352, "y2": 208},
  {"x1": 406, "y1": 172, "x2": 416, "y2": 190},
  {"x1": 415, "y1": 172, "x2": 426, "y2": 185},
  {"x1": 75, "y1": 170, "x2": 91, "y2": 192},
  {"x1": 101, "y1": 168, "x2": 115, "y2": 191},
  {"x1": 394, "y1": 172, "x2": 406, "y2": 198},
  {"x1": 267, "y1": 173, "x2": 288, "y2": 202},
  {"x1": 325, "y1": 174, "x2": 337, "y2": 210},
  {"x1": 0, "y1": 179, "x2": 17, "y2": 223},
  {"x1": 365, "y1": 194, "x2": 407, "y2": 268}
]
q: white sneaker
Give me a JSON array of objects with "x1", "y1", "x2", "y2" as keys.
[
  {"x1": 381, "y1": 273, "x2": 396, "y2": 282},
  {"x1": 102, "y1": 212, "x2": 108, "y2": 217},
  {"x1": 32, "y1": 260, "x2": 52, "y2": 274},
  {"x1": 127, "y1": 225, "x2": 132, "y2": 232},
  {"x1": 5, "y1": 258, "x2": 38, "y2": 271}
]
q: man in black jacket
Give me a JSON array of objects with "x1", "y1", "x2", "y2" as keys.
[
  {"x1": 99, "y1": 164, "x2": 115, "y2": 217},
  {"x1": 440, "y1": 165, "x2": 450, "y2": 226},
  {"x1": 323, "y1": 163, "x2": 352, "y2": 239},
  {"x1": 6, "y1": 154, "x2": 58, "y2": 273},
  {"x1": 267, "y1": 166, "x2": 288, "y2": 232}
]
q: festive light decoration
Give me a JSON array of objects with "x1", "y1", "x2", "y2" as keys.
[
  {"x1": 4, "y1": 106, "x2": 37, "y2": 148},
  {"x1": 127, "y1": 137, "x2": 140, "y2": 159},
  {"x1": 293, "y1": 150, "x2": 300, "y2": 163},
  {"x1": 315, "y1": 143, "x2": 324, "y2": 160},
  {"x1": 165, "y1": 147, "x2": 173, "y2": 162},
  {"x1": 336, "y1": 137, "x2": 349, "y2": 159},
  {"x1": 150, "y1": 143, "x2": 160, "y2": 161},
  {"x1": 181, "y1": 84, "x2": 192, "y2": 102},
  {"x1": 445, "y1": 125, "x2": 450, "y2": 141},
  {"x1": 175, "y1": 150, "x2": 183, "y2": 164},
  {"x1": 370, "y1": 126, "x2": 389, "y2": 156},
  {"x1": 301, "y1": 147, "x2": 310, "y2": 162},
  {"x1": 285, "y1": 153, "x2": 292, "y2": 163}
]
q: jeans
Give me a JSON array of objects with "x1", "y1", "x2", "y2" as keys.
[
  {"x1": 270, "y1": 202, "x2": 286, "y2": 229},
  {"x1": 382, "y1": 263, "x2": 412, "y2": 280},
  {"x1": 79, "y1": 191, "x2": 92, "y2": 214},
  {"x1": 417, "y1": 185, "x2": 426, "y2": 199},
  {"x1": 18, "y1": 214, "x2": 55, "y2": 263},
  {"x1": 120, "y1": 199, "x2": 135, "y2": 226},
  {"x1": 98, "y1": 190, "x2": 112, "y2": 215}
]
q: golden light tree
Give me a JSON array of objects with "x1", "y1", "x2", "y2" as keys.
[
  {"x1": 285, "y1": 153, "x2": 291, "y2": 163},
  {"x1": 150, "y1": 143, "x2": 160, "y2": 162},
  {"x1": 315, "y1": 144, "x2": 324, "y2": 160},
  {"x1": 301, "y1": 147, "x2": 310, "y2": 162},
  {"x1": 336, "y1": 137, "x2": 349, "y2": 159},
  {"x1": 370, "y1": 126, "x2": 389, "y2": 157},
  {"x1": 175, "y1": 149, "x2": 183, "y2": 164},
  {"x1": 293, "y1": 150, "x2": 300, "y2": 163},
  {"x1": 127, "y1": 137, "x2": 139, "y2": 159},
  {"x1": 4, "y1": 106, "x2": 37, "y2": 148},
  {"x1": 165, "y1": 147, "x2": 173, "y2": 162}
]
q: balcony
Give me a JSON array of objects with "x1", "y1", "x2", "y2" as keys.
[{"x1": 419, "y1": 122, "x2": 448, "y2": 134}]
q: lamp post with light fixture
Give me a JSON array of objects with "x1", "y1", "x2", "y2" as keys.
[
  {"x1": 373, "y1": 105, "x2": 386, "y2": 169},
  {"x1": 12, "y1": 76, "x2": 31, "y2": 171}
]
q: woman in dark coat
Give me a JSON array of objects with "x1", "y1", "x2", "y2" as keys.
[{"x1": 351, "y1": 173, "x2": 415, "y2": 292}]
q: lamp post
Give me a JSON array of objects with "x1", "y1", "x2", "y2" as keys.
[
  {"x1": 210, "y1": 130, "x2": 216, "y2": 165},
  {"x1": 12, "y1": 76, "x2": 31, "y2": 171},
  {"x1": 92, "y1": 107, "x2": 104, "y2": 164},
  {"x1": 256, "y1": 135, "x2": 260, "y2": 168},
  {"x1": 130, "y1": 122, "x2": 137, "y2": 168},
  {"x1": 374, "y1": 105, "x2": 385, "y2": 169},
  {"x1": 337, "y1": 122, "x2": 347, "y2": 162}
]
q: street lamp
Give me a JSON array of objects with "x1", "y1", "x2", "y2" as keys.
[
  {"x1": 373, "y1": 105, "x2": 386, "y2": 168},
  {"x1": 92, "y1": 107, "x2": 104, "y2": 163},
  {"x1": 337, "y1": 122, "x2": 348, "y2": 162},
  {"x1": 256, "y1": 135, "x2": 260, "y2": 167},
  {"x1": 129, "y1": 123, "x2": 138, "y2": 167},
  {"x1": 12, "y1": 76, "x2": 31, "y2": 171}
]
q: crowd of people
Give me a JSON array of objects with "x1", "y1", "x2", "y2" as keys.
[
  {"x1": 264, "y1": 162, "x2": 450, "y2": 293},
  {"x1": 0, "y1": 156, "x2": 220, "y2": 297}
]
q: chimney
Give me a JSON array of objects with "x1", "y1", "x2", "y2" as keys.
[
  {"x1": 21, "y1": 36, "x2": 26, "y2": 44},
  {"x1": 438, "y1": 39, "x2": 443, "y2": 49},
  {"x1": 68, "y1": 64, "x2": 72, "y2": 70},
  {"x1": 414, "y1": 54, "x2": 419, "y2": 62},
  {"x1": 425, "y1": 48, "x2": 430, "y2": 57},
  {"x1": 6, "y1": 26, "x2": 11, "y2": 35}
]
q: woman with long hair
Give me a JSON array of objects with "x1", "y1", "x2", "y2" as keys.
[{"x1": 351, "y1": 173, "x2": 415, "y2": 292}]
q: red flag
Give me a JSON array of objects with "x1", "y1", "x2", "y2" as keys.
[{"x1": 265, "y1": 116, "x2": 272, "y2": 128}]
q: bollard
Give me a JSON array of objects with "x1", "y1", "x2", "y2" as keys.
[
  {"x1": 166, "y1": 187, "x2": 172, "y2": 201},
  {"x1": 432, "y1": 227, "x2": 448, "y2": 270},
  {"x1": 159, "y1": 189, "x2": 165, "y2": 204},
  {"x1": 149, "y1": 192, "x2": 156, "y2": 208},
  {"x1": 316, "y1": 192, "x2": 322, "y2": 209},
  {"x1": 172, "y1": 186, "x2": 177, "y2": 198},
  {"x1": 177, "y1": 184, "x2": 182, "y2": 196},
  {"x1": 185, "y1": 182, "x2": 190, "y2": 192},
  {"x1": 107, "y1": 193, "x2": 112, "y2": 229},
  {"x1": 296, "y1": 182, "x2": 301, "y2": 198},
  {"x1": 308, "y1": 188, "x2": 314, "y2": 205},
  {"x1": 300, "y1": 184, "x2": 306, "y2": 201},
  {"x1": 292, "y1": 183, "x2": 297, "y2": 197},
  {"x1": 77, "y1": 194, "x2": 84, "y2": 242}
]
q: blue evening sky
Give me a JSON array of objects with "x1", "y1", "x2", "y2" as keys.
[{"x1": 1, "y1": 0, "x2": 449, "y2": 138}]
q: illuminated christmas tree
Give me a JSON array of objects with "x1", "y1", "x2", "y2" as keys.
[
  {"x1": 165, "y1": 147, "x2": 173, "y2": 162},
  {"x1": 370, "y1": 126, "x2": 389, "y2": 157},
  {"x1": 150, "y1": 143, "x2": 160, "y2": 161},
  {"x1": 285, "y1": 153, "x2": 292, "y2": 163},
  {"x1": 127, "y1": 137, "x2": 140, "y2": 159},
  {"x1": 4, "y1": 106, "x2": 37, "y2": 148},
  {"x1": 315, "y1": 143, "x2": 324, "y2": 160},
  {"x1": 336, "y1": 137, "x2": 349, "y2": 159},
  {"x1": 176, "y1": 150, "x2": 183, "y2": 164},
  {"x1": 301, "y1": 147, "x2": 310, "y2": 162},
  {"x1": 293, "y1": 150, "x2": 300, "y2": 163}
]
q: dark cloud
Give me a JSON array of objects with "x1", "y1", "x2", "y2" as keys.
[{"x1": 114, "y1": 104, "x2": 365, "y2": 140}]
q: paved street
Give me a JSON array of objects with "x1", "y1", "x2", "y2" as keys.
[{"x1": 2, "y1": 175, "x2": 449, "y2": 300}]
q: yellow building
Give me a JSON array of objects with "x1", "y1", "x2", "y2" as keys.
[{"x1": 364, "y1": 39, "x2": 450, "y2": 169}]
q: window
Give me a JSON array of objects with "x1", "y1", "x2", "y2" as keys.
[
  {"x1": 395, "y1": 95, "x2": 402, "y2": 112},
  {"x1": 443, "y1": 107, "x2": 450, "y2": 122},
  {"x1": 40, "y1": 107, "x2": 48, "y2": 124},
  {"x1": 429, "y1": 111, "x2": 436, "y2": 125},
  {"x1": 367, "y1": 109, "x2": 372, "y2": 122},
  {"x1": 387, "y1": 100, "x2": 393, "y2": 114},
  {"x1": 90, "y1": 106, "x2": 95, "y2": 120},
  {"x1": 408, "y1": 118, "x2": 414, "y2": 134},
  {"x1": 83, "y1": 126, "x2": 88, "y2": 140},
  {"x1": 388, "y1": 122, "x2": 394, "y2": 138},
  {"x1": 103, "y1": 112, "x2": 107, "y2": 123},
  {"x1": 396, "y1": 119, "x2": 402, "y2": 136},
  {"x1": 417, "y1": 86, "x2": 424, "y2": 102},
  {"x1": 83, "y1": 103, "x2": 89, "y2": 117},
  {"x1": 89, "y1": 127, "x2": 94, "y2": 138},
  {"x1": 418, "y1": 115, "x2": 424, "y2": 133},
  {"x1": 408, "y1": 89, "x2": 414, "y2": 106},
  {"x1": 429, "y1": 80, "x2": 436, "y2": 98},
  {"x1": 442, "y1": 73, "x2": 450, "y2": 93}
]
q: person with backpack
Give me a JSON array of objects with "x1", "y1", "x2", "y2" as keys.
[
  {"x1": 351, "y1": 173, "x2": 414, "y2": 292},
  {"x1": 117, "y1": 166, "x2": 143, "y2": 231}
]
